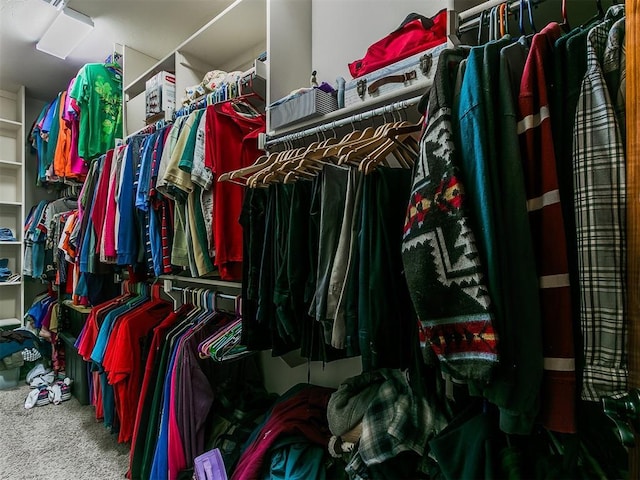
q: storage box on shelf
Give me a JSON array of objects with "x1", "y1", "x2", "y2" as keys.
[
  {"x1": 0, "y1": 86, "x2": 25, "y2": 328},
  {"x1": 145, "y1": 71, "x2": 176, "y2": 121},
  {"x1": 269, "y1": 88, "x2": 338, "y2": 130}
]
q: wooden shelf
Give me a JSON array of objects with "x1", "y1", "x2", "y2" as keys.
[
  {"x1": 0, "y1": 241, "x2": 21, "y2": 245},
  {"x1": 0, "y1": 118, "x2": 21, "y2": 132},
  {"x1": 0, "y1": 160, "x2": 21, "y2": 169},
  {"x1": 62, "y1": 300, "x2": 92, "y2": 314},
  {"x1": 0, "y1": 201, "x2": 21, "y2": 206},
  {"x1": 0, "y1": 282, "x2": 22, "y2": 287}
]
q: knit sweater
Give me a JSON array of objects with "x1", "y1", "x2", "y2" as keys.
[{"x1": 402, "y1": 48, "x2": 498, "y2": 383}]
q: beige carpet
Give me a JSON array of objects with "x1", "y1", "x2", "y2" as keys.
[{"x1": 0, "y1": 384, "x2": 130, "y2": 480}]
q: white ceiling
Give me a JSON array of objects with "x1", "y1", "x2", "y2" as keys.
[{"x1": 0, "y1": 0, "x2": 236, "y2": 100}]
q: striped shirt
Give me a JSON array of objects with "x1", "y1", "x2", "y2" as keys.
[
  {"x1": 573, "y1": 5, "x2": 627, "y2": 401},
  {"x1": 518, "y1": 22, "x2": 577, "y2": 432}
]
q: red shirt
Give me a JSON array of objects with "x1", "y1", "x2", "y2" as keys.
[
  {"x1": 103, "y1": 299, "x2": 173, "y2": 443},
  {"x1": 129, "y1": 304, "x2": 192, "y2": 477},
  {"x1": 518, "y1": 22, "x2": 576, "y2": 434},
  {"x1": 205, "y1": 103, "x2": 265, "y2": 280}
]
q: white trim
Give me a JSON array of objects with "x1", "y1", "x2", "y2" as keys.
[
  {"x1": 544, "y1": 357, "x2": 575, "y2": 372},
  {"x1": 517, "y1": 105, "x2": 550, "y2": 134},
  {"x1": 539, "y1": 273, "x2": 570, "y2": 289},
  {"x1": 527, "y1": 189, "x2": 560, "y2": 212}
]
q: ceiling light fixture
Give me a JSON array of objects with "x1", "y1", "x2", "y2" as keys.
[{"x1": 35, "y1": 6, "x2": 94, "y2": 59}]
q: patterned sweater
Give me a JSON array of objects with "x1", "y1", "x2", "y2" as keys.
[{"x1": 402, "y1": 48, "x2": 498, "y2": 383}]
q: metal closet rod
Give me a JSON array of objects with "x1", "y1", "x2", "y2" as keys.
[
  {"x1": 170, "y1": 286, "x2": 238, "y2": 301},
  {"x1": 265, "y1": 95, "x2": 422, "y2": 148},
  {"x1": 458, "y1": 0, "x2": 545, "y2": 22}
]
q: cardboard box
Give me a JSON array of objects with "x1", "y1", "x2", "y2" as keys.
[{"x1": 145, "y1": 71, "x2": 176, "y2": 120}]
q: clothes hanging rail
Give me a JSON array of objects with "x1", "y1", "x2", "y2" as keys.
[
  {"x1": 456, "y1": 0, "x2": 546, "y2": 34},
  {"x1": 264, "y1": 95, "x2": 422, "y2": 149},
  {"x1": 124, "y1": 118, "x2": 172, "y2": 141},
  {"x1": 169, "y1": 286, "x2": 238, "y2": 302},
  {"x1": 159, "y1": 274, "x2": 241, "y2": 290}
]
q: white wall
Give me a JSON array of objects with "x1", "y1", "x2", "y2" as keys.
[
  {"x1": 23, "y1": 96, "x2": 57, "y2": 311},
  {"x1": 311, "y1": 0, "x2": 447, "y2": 87}
]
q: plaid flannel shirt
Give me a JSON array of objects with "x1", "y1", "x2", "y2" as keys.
[
  {"x1": 573, "y1": 5, "x2": 627, "y2": 401},
  {"x1": 345, "y1": 369, "x2": 446, "y2": 478}
]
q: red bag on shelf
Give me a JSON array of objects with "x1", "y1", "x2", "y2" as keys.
[{"x1": 348, "y1": 9, "x2": 447, "y2": 79}]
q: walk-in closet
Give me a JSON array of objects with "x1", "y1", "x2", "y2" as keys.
[{"x1": 0, "y1": 0, "x2": 637, "y2": 478}]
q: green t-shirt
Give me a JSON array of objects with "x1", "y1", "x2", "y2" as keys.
[{"x1": 69, "y1": 63, "x2": 123, "y2": 160}]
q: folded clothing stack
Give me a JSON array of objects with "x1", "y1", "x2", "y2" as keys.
[
  {"x1": 0, "y1": 258, "x2": 20, "y2": 283},
  {"x1": 0, "y1": 227, "x2": 17, "y2": 242}
]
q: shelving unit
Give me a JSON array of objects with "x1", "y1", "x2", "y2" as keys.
[
  {"x1": 119, "y1": 0, "x2": 465, "y2": 395},
  {"x1": 0, "y1": 86, "x2": 25, "y2": 330},
  {"x1": 123, "y1": 0, "x2": 266, "y2": 136}
]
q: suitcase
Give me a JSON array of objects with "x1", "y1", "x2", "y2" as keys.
[{"x1": 344, "y1": 42, "x2": 447, "y2": 108}]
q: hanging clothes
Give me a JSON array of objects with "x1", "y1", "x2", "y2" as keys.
[
  {"x1": 68, "y1": 63, "x2": 123, "y2": 161},
  {"x1": 572, "y1": 5, "x2": 627, "y2": 402}
]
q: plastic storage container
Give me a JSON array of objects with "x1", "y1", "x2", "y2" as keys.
[
  {"x1": 60, "y1": 332, "x2": 90, "y2": 405},
  {"x1": 0, "y1": 367, "x2": 19, "y2": 389}
]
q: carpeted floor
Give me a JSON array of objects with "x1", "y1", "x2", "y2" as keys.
[{"x1": 0, "y1": 384, "x2": 129, "y2": 480}]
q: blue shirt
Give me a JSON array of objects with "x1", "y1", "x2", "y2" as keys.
[
  {"x1": 135, "y1": 133, "x2": 158, "y2": 212},
  {"x1": 117, "y1": 137, "x2": 144, "y2": 265},
  {"x1": 150, "y1": 330, "x2": 190, "y2": 479}
]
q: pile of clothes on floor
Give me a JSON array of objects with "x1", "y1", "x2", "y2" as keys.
[
  {"x1": 23, "y1": 363, "x2": 72, "y2": 409},
  {"x1": 0, "y1": 328, "x2": 43, "y2": 373}
]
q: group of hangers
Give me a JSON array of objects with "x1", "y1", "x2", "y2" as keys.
[
  {"x1": 125, "y1": 119, "x2": 171, "y2": 142},
  {"x1": 470, "y1": 0, "x2": 609, "y2": 43},
  {"x1": 173, "y1": 286, "x2": 241, "y2": 317},
  {"x1": 103, "y1": 52, "x2": 123, "y2": 75},
  {"x1": 174, "y1": 84, "x2": 264, "y2": 119},
  {"x1": 218, "y1": 110, "x2": 422, "y2": 188}
]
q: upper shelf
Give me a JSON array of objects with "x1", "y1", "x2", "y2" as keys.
[
  {"x1": 0, "y1": 160, "x2": 21, "y2": 169},
  {"x1": 124, "y1": 0, "x2": 266, "y2": 98},
  {"x1": 0, "y1": 118, "x2": 21, "y2": 132}
]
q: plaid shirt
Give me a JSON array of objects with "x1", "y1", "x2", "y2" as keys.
[
  {"x1": 573, "y1": 5, "x2": 627, "y2": 401},
  {"x1": 345, "y1": 369, "x2": 446, "y2": 478}
]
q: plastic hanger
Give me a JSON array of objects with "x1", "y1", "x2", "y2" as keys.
[
  {"x1": 580, "y1": 0, "x2": 605, "y2": 29},
  {"x1": 478, "y1": 9, "x2": 488, "y2": 45},
  {"x1": 525, "y1": 0, "x2": 536, "y2": 33},
  {"x1": 560, "y1": 0, "x2": 570, "y2": 32},
  {"x1": 518, "y1": 0, "x2": 537, "y2": 35},
  {"x1": 500, "y1": 3, "x2": 508, "y2": 37}
]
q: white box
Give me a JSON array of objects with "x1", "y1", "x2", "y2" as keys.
[{"x1": 145, "y1": 71, "x2": 176, "y2": 119}]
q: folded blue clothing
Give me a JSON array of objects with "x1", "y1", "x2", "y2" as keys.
[
  {"x1": 0, "y1": 228, "x2": 17, "y2": 241},
  {"x1": 0, "y1": 258, "x2": 8, "y2": 269}
]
